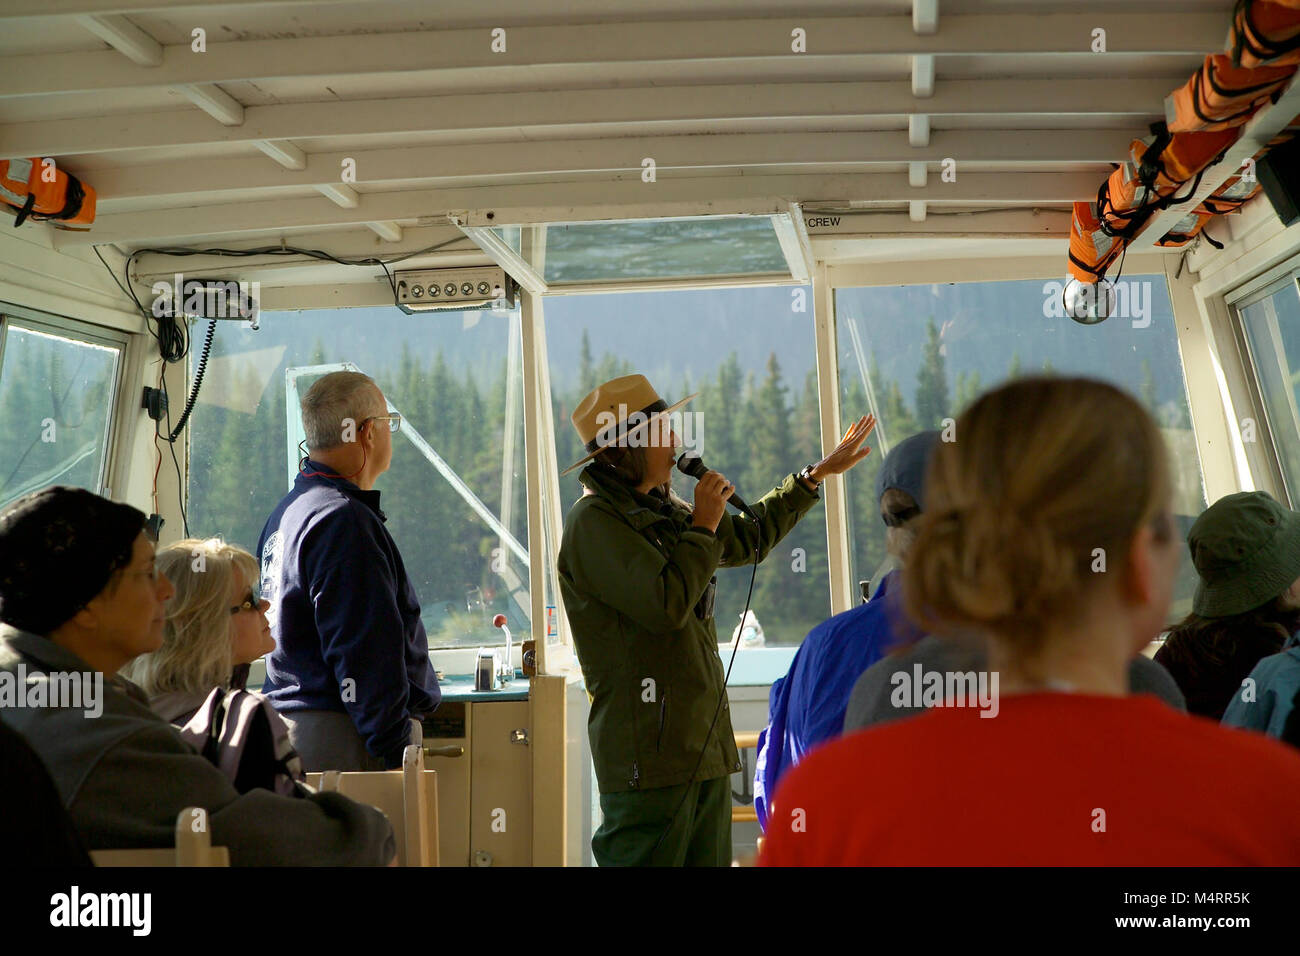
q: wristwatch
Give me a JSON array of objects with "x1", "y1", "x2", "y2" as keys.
[{"x1": 798, "y1": 464, "x2": 822, "y2": 490}]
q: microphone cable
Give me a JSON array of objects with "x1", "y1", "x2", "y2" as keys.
[{"x1": 649, "y1": 518, "x2": 760, "y2": 861}]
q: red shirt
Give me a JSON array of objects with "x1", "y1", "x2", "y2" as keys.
[{"x1": 759, "y1": 693, "x2": 1300, "y2": 866}]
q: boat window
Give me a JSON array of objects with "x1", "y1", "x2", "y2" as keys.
[
  {"x1": 185, "y1": 305, "x2": 530, "y2": 651},
  {"x1": 546, "y1": 283, "x2": 827, "y2": 646},
  {"x1": 475, "y1": 215, "x2": 799, "y2": 288},
  {"x1": 1236, "y1": 269, "x2": 1300, "y2": 508},
  {"x1": 835, "y1": 274, "x2": 1207, "y2": 622},
  {"x1": 0, "y1": 315, "x2": 123, "y2": 510}
]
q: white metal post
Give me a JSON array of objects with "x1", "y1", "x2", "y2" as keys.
[{"x1": 813, "y1": 261, "x2": 853, "y2": 615}]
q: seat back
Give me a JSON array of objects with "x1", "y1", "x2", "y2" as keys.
[
  {"x1": 90, "y1": 807, "x2": 230, "y2": 867},
  {"x1": 307, "y1": 744, "x2": 439, "y2": 866}
]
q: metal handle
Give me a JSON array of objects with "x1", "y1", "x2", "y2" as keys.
[{"x1": 423, "y1": 744, "x2": 465, "y2": 758}]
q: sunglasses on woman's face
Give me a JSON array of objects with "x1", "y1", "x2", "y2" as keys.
[{"x1": 229, "y1": 589, "x2": 261, "y2": 615}]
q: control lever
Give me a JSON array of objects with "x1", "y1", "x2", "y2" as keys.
[
  {"x1": 493, "y1": 613, "x2": 513, "y2": 683},
  {"x1": 424, "y1": 744, "x2": 464, "y2": 758}
]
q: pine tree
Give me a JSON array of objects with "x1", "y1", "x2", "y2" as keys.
[
  {"x1": 578, "y1": 331, "x2": 595, "y2": 395},
  {"x1": 914, "y1": 317, "x2": 950, "y2": 429},
  {"x1": 743, "y1": 353, "x2": 793, "y2": 497},
  {"x1": 883, "y1": 381, "x2": 919, "y2": 439},
  {"x1": 954, "y1": 369, "x2": 983, "y2": 413},
  {"x1": 1007, "y1": 352, "x2": 1023, "y2": 378},
  {"x1": 794, "y1": 368, "x2": 821, "y2": 468}
]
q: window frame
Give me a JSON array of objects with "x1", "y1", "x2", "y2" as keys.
[
  {"x1": 0, "y1": 302, "x2": 130, "y2": 502},
  {"x1": 1226, "y1": 263, "x2": 1300, "y2": 508}
]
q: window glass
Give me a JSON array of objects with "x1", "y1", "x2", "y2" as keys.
[
  {"x1": 1239, "y1": 274, "x2": 1300, "y2": 505},
  {"x1": 835, "y1": 275, "x2": 1207, "y2": 622},
  {"x1": 186, "y1": 307, "x2": 530, "y2": 650},
  {"x1": 541, "y1": 217, "x2": 791, "y2": 284},
  {"x1": 546, "y1": 284, "x2": 827, "y2": 646},
  {"x1": 0, "y1": 319, "x2": 121, "y2": 509}
]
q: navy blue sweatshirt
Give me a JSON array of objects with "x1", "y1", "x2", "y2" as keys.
[{"x1": 257, "y1": 460, "x2": 440, "y2": 768}]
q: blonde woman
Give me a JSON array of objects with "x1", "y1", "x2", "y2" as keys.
[
  {"x1": 124, "y1": 538, "x2": 274, "y2": 724},
  {"x1": 761, "y1": 376, "x2": 1300, "y2": 865}
]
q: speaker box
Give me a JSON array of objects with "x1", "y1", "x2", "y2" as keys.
[{"x1": 1256, "y1": 136, "x2": 1300, "y2": 228}]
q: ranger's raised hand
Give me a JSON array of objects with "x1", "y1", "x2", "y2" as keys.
[{"x1": 808, "y1": 414, "x2": 877, "y2": 481}]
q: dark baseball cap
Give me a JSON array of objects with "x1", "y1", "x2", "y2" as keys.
[{"x1": 875, "y1": 430, "x2": 942, "y2": 519}]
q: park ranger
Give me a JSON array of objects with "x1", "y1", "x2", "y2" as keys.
[{"x1": 557, "y1": 373, "x2": 874, "y2": 866}]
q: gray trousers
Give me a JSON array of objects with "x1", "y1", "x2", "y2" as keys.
[{"x1": 281, "y1": 709, "x2": 423, "y2": 773}]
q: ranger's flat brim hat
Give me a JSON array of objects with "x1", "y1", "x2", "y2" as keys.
[{"x1": 562, "y1": 374, "x2": 695, "y2": 476}]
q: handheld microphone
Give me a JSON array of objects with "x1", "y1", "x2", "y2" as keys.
[{"x1": 676, "y1": 451, "x2": 759, "y2": 521}]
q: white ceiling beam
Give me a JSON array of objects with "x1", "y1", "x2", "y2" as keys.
[
  {"x1": 909, "y1": 162, "x2": 928, "y2": 187},
  {"x1": 127, "y1": 224, "x2": 480, "y2": 280},
  {"x1": 1130, "y1": 74, "x2": 1300, "y2": 251},
  {"x1": 909, "y1": 200, "x2": 928, "y2": 222},
  {"x1": 316, "y1": 183, "x2": 359, "y2": 208},
  {"x1": 74, "y1": 13, "x2": 162, "y2": 66},
  {"x1": 86, "y1": 130, "x2": 1131, "y2": 205},
  {"x1": 801, "y1": 208, "x2": 1070, "y2": 236},
  {"x1": 0, "y1": 14, "x2": 1225, "y2": 98},
  {"x1": 57, "y1": 171, "x2": 1102, "y2": 248},
  {"x1": 1, "y1": 79, "x2": 1174, "y2": 157},
  {"x1": 911, "y1": 55, "x2": 935, "y2": 98},
  {"x1": 913, "y1": 0, "x2": 939, "y2": 36},
  {"x1": 366, "y1": 221, "x2": 403, "y2": 242},
  {"x1": 908, "y1": 116, "x2": 931, "y2": 147},
  {"x1": 254, "y1": 140, "x2": 307, "y2": 170},
  {"x1": 827, "y1": 253, "x2": 1173, "y2": 288},
  {"x1": 175, "y1": 83, "x2": 244, "y2": 125}
]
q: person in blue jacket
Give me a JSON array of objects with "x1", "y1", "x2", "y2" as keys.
[
  {"x1": 753, "y1": 430, "x2": 937, "y2": 830},
  {"x1": 258, "y1": 371, "x2": 439, "y2": 771}
]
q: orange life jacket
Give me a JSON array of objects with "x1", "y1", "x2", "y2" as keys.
[
  {"x1": 1154, "y1": 210, "x2": 1217, "y2": 247},
  {"x1": 0, "y1": 157, "x2": 97, "y2": 230},
  {"x1": 1229, "y1": 0, "x2": 1300, "y2": 69},
  {"x1": 1069, "y1": 201, "x2": 1127, "y2": 283},
  {"x1": 1165, "y1": 53, "x2": 1296, "y2": 132},
  {"x1": 1097, "y1": 124, "x2": 1240, "y2": 240}
]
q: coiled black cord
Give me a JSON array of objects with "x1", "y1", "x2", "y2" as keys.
[{"x1": 168, "y1": 319, "x2": 215, "y2": 442}]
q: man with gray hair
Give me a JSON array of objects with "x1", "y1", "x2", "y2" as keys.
[{"x1": 258, "y1": 371, "x2": 439, "y2": 771}]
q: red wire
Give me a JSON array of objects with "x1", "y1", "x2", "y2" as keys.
[{"x1": 299, "y1": 443, "x2": 368, "y2": 483}]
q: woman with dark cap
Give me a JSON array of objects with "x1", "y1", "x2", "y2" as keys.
[
  {"x1": 557, "y1": 373, "x2": 874, "y2": 867},
  {"x1": 1157, "y1": 491, "x2": 1300, "y2": 720},
  {"x1": 0, "y1": 486, "x2": 396, "y2": 865}
]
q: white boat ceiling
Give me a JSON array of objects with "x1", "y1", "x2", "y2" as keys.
[{"x1": 0, "y1": 0, "x2": 1251, "y2": 289}]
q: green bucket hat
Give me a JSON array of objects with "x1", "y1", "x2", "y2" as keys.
[{"x1": 1188, "y1": 491, "x2": 1300, "y2": 618}]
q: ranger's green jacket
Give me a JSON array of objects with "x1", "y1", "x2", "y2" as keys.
[{"x1": 558, "y1": 463, "x2": 820, "y2": 794}]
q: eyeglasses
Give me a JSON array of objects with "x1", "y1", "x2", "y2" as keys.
[
  {"x1": 229, "y1": 589, "x2": 262, "y2": 615},
  {"x1": 362, "y1": 413, "x2": 402, "y2": 433}
]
